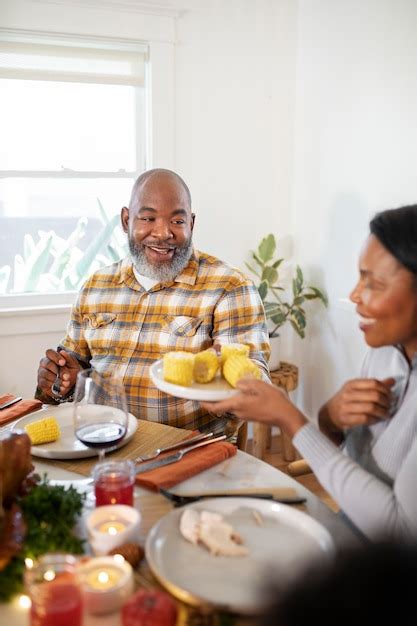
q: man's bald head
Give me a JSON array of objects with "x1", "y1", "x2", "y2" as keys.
[{"x1": 129, "y1": 169, "x2": 192, "y2": 211}]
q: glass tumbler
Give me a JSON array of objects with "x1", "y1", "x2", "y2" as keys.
[
  {"x1": 93, "y1": 459, "x2": 135, "y2": 507},
  {"x1": 25, "y1": 553, "x2": 83, "y2": 626}
]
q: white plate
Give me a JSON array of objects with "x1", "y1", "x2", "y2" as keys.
[
  {"x1": 150, "y1": 359, "x2": 239, "y2": 402},
  {"x1": 11, "y1": 404, "x2": 138, "y2": 460},
  {"x1": 145, "y1": 497, "x2": 335, "y2": 615}
]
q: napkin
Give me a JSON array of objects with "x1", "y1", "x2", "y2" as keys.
[
  {"x1": 0, "y1": 394, "x2": 42, "y2": 427},
  {"x1": 135, "y1": 441, "x2": 237, "y2": 491}
]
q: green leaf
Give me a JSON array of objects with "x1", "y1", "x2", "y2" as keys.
[
  {"x1": 272, "y1": 258, "x2": 284, "y2": 269},
  {"x1": 290, "y1": 319, "x2": 305, "y2": 338},
  {"x1": 261, "y1": 266, "x2": 278, "y2": 285},
  {"x1": 292, "y1": 308, "x2": 306, "y2": 329},
  {"x1": 251, "y1": 252, "x2": 264, "y2": 268},
  {"x1": 258, "y1": 280, "x2": 269, "y2": 301},
  {"x1": 0, "y1": 265, "x2": 10, "y2": 293},
  {"x1": 244, "y1": 261, "x2": 260, "y2": 277},
  {"x1": 293, "y1": 296, "x2": 305, "y2": 306},
  {"x1": 23, "y1": 234, "x2": 36, "y2": 261},
  {"x1": 258, "y1": 234, "x2": 276, "y2": 263},
  {"x1": 74, "y1": 214, "x2": 119, "y2": 281},
  {"x1": 270, "y1": 311, "x2": 287, "y2": 326},
  {"x1": 24, "y1": 232, "x2": 55, "y2": 292},
  {"x1": 306, "y1": 286, "x2": 328, "y2": 306}
]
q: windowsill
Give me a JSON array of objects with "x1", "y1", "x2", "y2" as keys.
[
  {"x1": 0, "y1": 291, "x2": 77, "y2": 314},
  {"x1": 0, "y1": 303, "x2": 72, "y2": 317}
]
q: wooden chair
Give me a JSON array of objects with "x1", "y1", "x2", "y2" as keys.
[{"x1": 252, "y1": 361, "x2": 299, "y2": 461}]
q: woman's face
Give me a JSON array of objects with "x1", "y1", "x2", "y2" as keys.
[{"x1": 350, "y1": 234, "x2": 417, "y2": 360}]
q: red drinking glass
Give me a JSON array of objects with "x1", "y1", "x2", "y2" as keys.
[
  {"x1": 25, "y1": 554, "x2": 83, "y2": 626},
  {"x1": 93, "y1": 460, "x2": 135, "y2": 507}
]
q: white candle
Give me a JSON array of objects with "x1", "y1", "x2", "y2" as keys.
[
  {"x1": 97, "y1": 520, "x2": 127, "y2": 535},
  {"x1": 85, "y1": 505, "x2": 141, "y2": 555},
  {"x1": 78, "y1": 556, "x2": 134, "y2": 615}
]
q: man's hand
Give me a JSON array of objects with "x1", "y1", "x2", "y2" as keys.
[
  {"x1": 37, "y1": 349, "x2": 81, "y2": 400},
  {"x1": 319, "y1": 377, "x2": 395, "y2": 443}
]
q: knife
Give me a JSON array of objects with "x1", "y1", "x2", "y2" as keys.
[
  {"x1": 160, "y1": 487, "x2": 306, "y2": 505},
  {"x1": 0, "y1": 396, "x2": 23, "y2": 410},
  {"x1": 135, "y1": 434, "x2": 227, "y2": 475}
]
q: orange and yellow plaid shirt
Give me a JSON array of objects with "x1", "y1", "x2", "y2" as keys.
[{"x1": 60, "y1": 250, "x2": 270, "y2": 430}]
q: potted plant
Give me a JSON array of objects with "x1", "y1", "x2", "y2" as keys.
[{"x1": 246, "y1": 234, "x2": 328, "y2": 369}]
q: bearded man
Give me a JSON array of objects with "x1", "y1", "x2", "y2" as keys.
[{"x1": 35, "y1": 169, "x2": 270, "y2": 431}]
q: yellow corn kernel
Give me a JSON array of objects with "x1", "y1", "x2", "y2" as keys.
[
  {"x1": 220, "y1": 343, "x2": 250, "y2": 368},
  {"x1": 194, "y1": 349, "x2": 219, "y2": 383},
  {"x1": 163, "y1": 351, "x2": 195, "y2": 387},
  {"x1": 25, "y1": 417, "x2": 60, "y2": 445},
  {"x1": 223, "y1": 355, "x2": 261, "y2": 388}
]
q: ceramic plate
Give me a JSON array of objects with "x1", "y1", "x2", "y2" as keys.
[
  {"x1": 145, "y1": 497, "x2": 335, "y2": 615},
  {"x1": 11, "y1": 404, "x2": 138, "y2": 460},
  {"x1": 150, "y1": 359, "x2": 239, "y2": 402}
]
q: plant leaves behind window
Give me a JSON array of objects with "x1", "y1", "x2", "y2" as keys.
[
  {"x1": 292, "y1": 308, "x2": 306, "y2": 330},
  {"x1": 0, "y1": 265, "x2": 10, "y2": 292},
  {"x1": 271, "y1": 311, "x2": 287, "y2": 325},
  {"x1": 290, "y1": 318, "x2": 305, "y2": 339},
  {"x1": 272, "y1": 258, "x2": 284, "y2": 269},
  {"x1": 24, "y1": 232, "x2": 55, "y2": 292},
  {"x1": 258, "y1": 234, "x2": 276, "y2": 263},
  {"x1": 262, "y1": 265, "x2": 278, "y2": 285},
  {"x1": 292, "y1": 265, "x2": 304, "y2": 297},
  {"x1": 251, "y1": 252, "x2": 264, "y2": 268},
  {"x1": 245, "y1": 261, "x2": 261, "y2": 277}
]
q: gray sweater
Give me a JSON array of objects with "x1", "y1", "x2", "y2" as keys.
[{"x1": 293, "y1": 346, "x2": 417, "y2": 540}]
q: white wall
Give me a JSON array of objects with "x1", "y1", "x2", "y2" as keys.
[
  {"x1": 0, "y1": 0, "x2": 297, "y2": 397},
  {"x1": 289, "y1": 0, "x2": 417, "y2": 418}
]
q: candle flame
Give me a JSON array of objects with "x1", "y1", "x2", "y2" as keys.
[
  {"x1": 18, "y1": 595, "x2": 32, "y2": 609},
  {"x1": 44, "y1": 570, "x2": 56, "y2": 582},
  {"x1": 97, "y1": 571, "x2": 110, "y2": 584}
]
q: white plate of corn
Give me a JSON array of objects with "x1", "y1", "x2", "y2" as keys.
[
  {"x1": 11, "y1": 404, "x2": 138, "y2": 459},
  {"x1": 151, "y1": 346, "x2": 262, "y2": 402}
]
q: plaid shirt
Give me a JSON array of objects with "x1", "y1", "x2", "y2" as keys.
[{"x1": 60, "y1": 250, "x2": 270, "y2": 430}]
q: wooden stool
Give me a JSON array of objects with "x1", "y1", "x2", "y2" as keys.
[{"x1": 252, "y1": 361, "x2": 299, "y2": 461}]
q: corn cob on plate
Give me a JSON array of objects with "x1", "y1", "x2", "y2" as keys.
[
  {"x1": 150, "y1": 358, "x2": 240, "y2": 402},
  {"x1": 11, "y1": 404, "x2": 137, "y2": 460}
]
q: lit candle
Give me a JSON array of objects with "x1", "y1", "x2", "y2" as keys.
[
  {"x1": 86, "y1": 565, "x2": 123, "y2": 589},
  {"x1": 85, "y1": 505, "x2": 141, "y2": 556},
  {"x1": 97, "y1": 520, "x2": 127, "y2": 535},
  {"x1": 78, "y1": 556, "x2": 134, "y2": 615}
]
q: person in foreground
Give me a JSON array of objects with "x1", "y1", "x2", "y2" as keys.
[
  {"x1": 259, "y1": 541, "x2": 417, "y2": 626},
  {"x1": 35, "y1": 169, "x2": 270, "y2": 431},
  {"x1": 202, "y1": 204, "x2": 417, "y2": 539}
]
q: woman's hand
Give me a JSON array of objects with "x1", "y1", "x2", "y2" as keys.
[
  {"x1": 201, "y1": 378, "x2": 307, "y2": 438},
  {"x1": 319, "y1": 377, "x2": 395, "y2": 443}
]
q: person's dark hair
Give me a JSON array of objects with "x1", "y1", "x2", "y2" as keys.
[
  {"x1": 129, "y1": 168, "x2": 192, "y2": 209},
  {"x1": 370, "y1": 204, "x2": 417, "y2": 278},
  {"x1": 260, "y1": 541, "x2": 417, "y2": 626}
]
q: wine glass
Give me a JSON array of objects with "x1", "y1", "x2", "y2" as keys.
[{"x1": 73, "y1": 368, "x2": 129, "y2": 462}]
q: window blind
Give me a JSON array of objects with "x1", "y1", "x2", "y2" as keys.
[{"x1": 0, "y1": 40, "x2": 147, "y2": 86}]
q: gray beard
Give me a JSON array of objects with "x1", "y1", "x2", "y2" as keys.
[{"x1": 128, "y1": 237, "x2": 193, "y2": 282}]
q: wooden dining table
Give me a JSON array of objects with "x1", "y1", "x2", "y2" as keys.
[{"x1": 0, "y1": 418, "x2": 359, "y2": 626}]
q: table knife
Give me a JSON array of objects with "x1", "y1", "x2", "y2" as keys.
[
  {"x1": 0, "y1": 396, "x2": 22, "y2": 410},
  {"x1": 135, "y1": 434, "x2": 227, "y2": 474},
  {"x1": 162, "y1": 487, "x2": 306, "y2": 505}
]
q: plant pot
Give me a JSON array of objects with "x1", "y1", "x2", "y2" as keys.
[{"x1": 268, "y1": 336, "x2": 281, "y2": 371}]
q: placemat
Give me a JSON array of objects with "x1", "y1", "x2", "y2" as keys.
[{"x1": 42, "y1": 419, "x2": 194, "y2": 477}]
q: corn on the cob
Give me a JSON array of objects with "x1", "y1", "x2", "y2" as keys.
[
  {"x1": 194, "y1": 349, "x2": 219, "y2": 383},
  {"x1": 163, "y1": 351, "x2": 195, "y2": 387},
  {"x1": 25, "y1": 416, "x2": 60, "y2": 445},
  {"x1": 220, "y1": 343, "x2": 250, "y2": 365},
  {"x1": 223, "y1": 355, "x2": 261, "y2": 388}
]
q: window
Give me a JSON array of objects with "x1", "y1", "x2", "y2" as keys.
[{"x1": 0, "y1": 35, "x2": 149, "y2": 299}]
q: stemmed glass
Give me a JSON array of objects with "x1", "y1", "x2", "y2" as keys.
[{"x1": 73, "y1": 368, "x2": 129, "y2": 462}]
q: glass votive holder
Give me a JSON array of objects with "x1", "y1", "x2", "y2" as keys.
[
  {"x1": 85, "y1": 504, "x2": 141, "y2": 556},
  {"x1": 93, "y1": 459, "x2": 135, "y2": 506},
  {"x1": 77, "y1": 555, "x2": 134, "y2": 615},
  {"x1": 24, "y1": 553, "x2": 83, "y2": 626}
]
